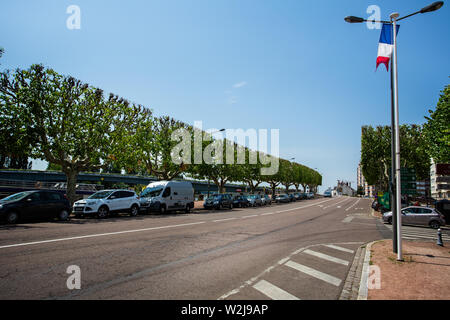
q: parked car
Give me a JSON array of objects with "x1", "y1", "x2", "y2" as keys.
[
  {"x1": 324, "y1": 190, "x2": 332, "y2": 198},
  {"x1": 0, "y1": 190, "x2": 71, "y2": 224},
  {"x1": 73, "y1": 189, "x2": 140, "y2": 218},
  {"x1": 293, "y1": 193, "x2": 303, "y2": 201},
  {"x1": 140, "y1": 181, "x2": 194, "y2": 214},
  {"x1": 262, "y1": 194, "x2": 272, "y2": 205},
  {"x1": 382, "y1": 206, "x2": 446, "y2": 229},
  {"x1": 204, "y1": 194, "x2": 233, "y2": 210},
  {"x1": 306, "y1": 192, "x2": 315, "y2": 199},
  {"x1": 435, "y1": 199, "x2": 450, "y2": 225},
  {"x1": 275, "y1": 194, "x2": 291, "y2": 203},
  {"x1": 247, "y1": 194, "x2": 263, "y2": 207},
  {"x1": 288, "y1": 194, "x2": 296, "y2": 202},
  {"x1": 233, "y1": 195, "x2": 250, "y2": 208},
  {"x1": 299, "y1": 193, "x2": 308, "y2": 200}
]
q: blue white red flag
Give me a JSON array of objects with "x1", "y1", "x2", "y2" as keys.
[{"x1": 376, "y1": 23, "x2": 400, "y2": 71}]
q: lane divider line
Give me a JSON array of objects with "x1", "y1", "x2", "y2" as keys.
[
  {"x1": 0, "y1": 198, "x2": 338, "y2": 251},
  {"x1": 345, "y1": 198, "x2": 361, "y2": 212},
  {"x1": 0, "y1": 221, "x2": 206, "y2": 250}
]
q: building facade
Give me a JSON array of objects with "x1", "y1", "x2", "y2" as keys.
[
  {"x1": 357, "y1": 163, "x2": 375, "y2": 198},
  {"x1": 430, "y1": 160, "x2": 450, "y2": 200}
]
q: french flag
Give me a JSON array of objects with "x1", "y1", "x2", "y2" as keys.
[{"x1": 376, "y1": 23, "x2": 400, "y2": 71}]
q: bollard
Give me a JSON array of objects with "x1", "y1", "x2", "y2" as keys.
[{"x1": 437, "y1": 228, "x2": 444, "y2": 247}]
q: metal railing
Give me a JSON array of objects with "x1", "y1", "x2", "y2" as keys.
[{"x1": 0, "y1": 179, "x2": 103, "y2": 192}]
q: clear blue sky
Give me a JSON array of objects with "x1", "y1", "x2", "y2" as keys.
[{"x1": 1, "y1": 0, "x2": 449, "y2": 192}]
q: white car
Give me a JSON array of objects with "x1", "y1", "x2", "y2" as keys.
[
  {"x1": 73, "y1": 189, "x2": 140, "y2": 218},
  {"x1": 139, "y1": 181, "x2": 194, "y2": 214}
]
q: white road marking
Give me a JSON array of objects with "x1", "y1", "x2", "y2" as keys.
[
  {"x1": 0, "y1": 221, "x2": 206, "y2": 250},
  {"x1": 253, "y1": 280, "x2": 300, "y2": 300},
  {"x1": 323, "y1": 197, "x2": 350, "y2": 209},
  {"x1": 261, "y1": 212, "x2": 276, "y2": 216},
  {"x1": 303, "y1": 249, "x2": 349, "y2": 266},
  {"x1": 213, "y1": 218, "x2": 238, "y2": 222},
  {"x1": 218, "y1": 241, "x2": 363, "y2": 300},
  {"x1": 345, "y1": 199, "x2": 360, "y2": 212},
  {"x1": 241, "y1": 215, "x2": 259, "y2": 219},
  {"x1": 342, "y1": 216, "x2": 354, "y2": 223},
  {"x1": 285, "y1": 261, "x2": 342, "y2": 287},
  {"x1": 323, "y1": 244, "x2": 355, "y2": 254},
  {"x1": 0, "y1": 198, "x2": 337, "y2": 251}
]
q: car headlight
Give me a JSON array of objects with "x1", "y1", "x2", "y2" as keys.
[
  {"x1": 214, "y1": 201, "x2": 219, "y2": 204},
  {"x1": 0, "y1": 204, "x2": 3, "y2": 210}
]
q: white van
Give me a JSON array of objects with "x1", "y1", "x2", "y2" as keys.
[{"x1": 139, "y1": 181, "x2": 195, "y2": 214}]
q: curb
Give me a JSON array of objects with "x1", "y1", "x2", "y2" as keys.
[
  {"x1": 339, "y1": 240, "x2": 379, "y2": 300},
  {"x1": 339, "y1": 243, "x2": 366, "y2": 300},
  {"x1": 356, "y1": 241, "x2": 378, "y2": 300}
]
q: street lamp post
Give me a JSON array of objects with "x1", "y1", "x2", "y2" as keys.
[
  {"x1": 207, "y1": 129, "x2": 225, "y2": 198},
  {"x1": 344, "y1": 1, "x2": 444, "y2": 261}
]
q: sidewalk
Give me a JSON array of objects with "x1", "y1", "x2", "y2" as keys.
[{"x1": 367, "y1": 240, "x2": 450, "y2": 300}]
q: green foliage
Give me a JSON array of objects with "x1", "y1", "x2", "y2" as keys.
[
  {"x1": 423, "y1": 84, "x2": 450, "y2": 163},
  {"x1": 361, "y1": 124, "x2": 430, "y2": 192},
  {"x1": 0, "y1": 64, "x2": 142, "y2": 204}
]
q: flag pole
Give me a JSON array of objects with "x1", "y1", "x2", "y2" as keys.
[
  {"x1": 390, "y1": 13, "x2": 403, "y2": 261},
  {"x1": 390, "y1": 56, "x2": 398, "y2": 254}
]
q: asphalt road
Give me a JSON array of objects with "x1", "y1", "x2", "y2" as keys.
[{"x1": 0, "y1": 196, "x2": 388, "y2": 300}]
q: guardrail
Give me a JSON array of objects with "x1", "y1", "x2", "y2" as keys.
[{"x1": 0, "y1": 179, "x2": 103, "y2": 192}]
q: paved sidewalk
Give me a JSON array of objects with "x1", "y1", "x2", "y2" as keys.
[{"x1": 367, "y1": 240, "x2": 450, "y2": 300}]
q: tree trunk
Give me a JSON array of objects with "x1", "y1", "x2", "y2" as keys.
[{"x1": 65, "y1": 169, "x2": 79, "y2": 206}]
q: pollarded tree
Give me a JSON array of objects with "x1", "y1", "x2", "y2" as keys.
[
  {"x1": 423, "y1": 84, "x2": 450, "y2": 163},
  {"x1": 129, "y1": 115, "x2": 191, "y2": 180},
  {"x1": 0, "y1": 64, "x2": 142, "y2": 204}
]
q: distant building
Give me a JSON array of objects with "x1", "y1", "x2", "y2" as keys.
[
  {"x1": 416, "y1": 180, "x2": 430, "y2": 198},
  {"x1": 357, "y1": 163, "x2": 375, "y2": 197},
  {"x1": 430, "y1": 160, "x2": 450, "y2": 200},
  {"x1": 336, "y1": 180, "x2": 355, "y2": 197}
]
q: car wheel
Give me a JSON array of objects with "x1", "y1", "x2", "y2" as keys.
[
  {"x1": 160, "y1": 205, "x2": 167, "y2": 214},
  {"x1": 429, "y1": 220, "x2": 440, "y2": 229},
  {"x1": 387, "y1": 217, "x2": 392, "y2": 225},
  {"x1": 58, "y1": 209, "x2": 70, "y2": 221},
  {"x1": 97, "y1": 206, "x2": 109, "y2": 219},
  {"x1": 6, "y1": 211, "x2": 19, "y2": 224},
  {"x1": 230, "y1": 203, "x2": 233, "y2": 210},
  {"x1": 130, "y1": 205, "x2": 139, "y2": 217},
  {"x1": 185, "y1": 204, "x2": 191, "y2": 213}
]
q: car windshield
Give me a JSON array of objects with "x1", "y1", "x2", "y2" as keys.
[
  {"x1": 88, "y1": 190, "x2": 114, "y2": 199},
  {"x1": 141, "y1": 187, "x2": 164, "y2": 198},
  {"x1": 248, "y1": 195, "x2": 257, "y2": 199},
  {"x1": 1, "y1": 191, "x2": 32, "y2": 202}
]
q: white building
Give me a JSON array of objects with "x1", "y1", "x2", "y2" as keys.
[
  {"x1": 357, "y1": 163, "x2": 375, "y2": 197},
  {"x1": 430, "y1": 159, "x2": 450, "y2": 200}
]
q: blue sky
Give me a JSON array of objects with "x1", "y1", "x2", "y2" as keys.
[{"x1": 1, "y1": 0, "x2": 449, "y2": 192}]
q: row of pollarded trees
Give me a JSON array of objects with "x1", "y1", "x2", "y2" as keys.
[
  {"x1": 0, "y1": 64, "x2": 322, "y2": 204},
  {"x1": 360, "y1": 83, "x2": 449, "y2": 193}
]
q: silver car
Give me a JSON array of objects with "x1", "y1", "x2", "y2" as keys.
[
  {"x1": 247, "y1": 195, "x2": 262, "y2": 207},
  {"x1": 383, "y1": 206, "x2": 446, "y2": 229}
]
